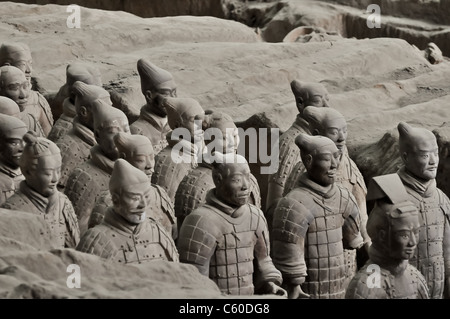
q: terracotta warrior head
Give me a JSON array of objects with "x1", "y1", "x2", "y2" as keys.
[
  {"x1": 92, "y1": 99, "x2": 130, "y2": 160},
  {"x1": 114, "y1": 132, "x2": 155, "y2": 177},
  {"x1": 398, "y1": 122, "x2": 439, "y2": 182},
  {"x1": 424, "y1": 42, "x2": 444, "y2": 65},
  {"x1": 20, "y1": 131, "x2": 61, "y2": 197},
  {"x1": 72, "y1": 81, "x2": 111, "y2": 130},
  {"x1": 290, "y1": 80, "x2": 330, "y2": 115},
  {"x1": 137, "y1": 58, "x2": 177, "y2": 117},
  {"x1": 0, "y1": 42, "x2": 33, "y2": 82},
  {"x1": 66, "y1": 62, "x2": 102, "y2": 102},
  {"x1": 109, "y1": 158, "x2": 152, "y2": 224},
  {"x1": 303, "y1": 105, "x2": 347, "y2": 151},
  {"x1": 204, "y1": 111, "x2": 239, "y2": 155},
  {"x1": 211, "y1": 152, "x2": 250, "y2": 208},
  {"x1": 0, "y1": 113, "x2": 28, "y2": 169},
  {"x1": 163, "y1": 96, "x2": 205, "y2": 143},
  {"x1": 366, "y1": 173, "x2": 419, "y2": 261},
  {"x1": 295, "y1": 133, "x2": 340, "y2": 187},
  {"x1": 0, "y1": 96, "x2": 20, "y2": 116},
  {"x1": 0, "y1": 65, "x2": 31, "y2": 109}
]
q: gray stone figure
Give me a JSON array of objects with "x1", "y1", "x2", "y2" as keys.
[
  {"x1": 177, "y1": 152, "x2": 286, "y2": 297},
  {"x1": 76, "y1": 159, "x2": 179, "y2": 264},
  {"x1": 0, "y1": 131, "x2": 80, "y2": 248},
  {"x1": 88, "y1": 132, "x2": 176, "y2": 238},
  {"x1": 130, "y1": 58, "x2": 176, "y2": 154},
  {"x1": 0, "y1": 114, "x2": 28, "y2": 205},
  {"x1": 266, "y1": 80, "x2": 330, "y2": 215},
  {"x1": 346, "y1": 173, "x2": 429, "y2": 299},
  {"x1": 64, "y1": 99, "x2": 130, "y2": 235},
  {"x1": 151, "y1": 96, "x2": 205, "y2": 204},
  {"x1": 48, "y1": 62, "x2": 103, "y2": 141},
  {"x1": 0, "y1": 43, "x2": 53, "y2": 136},
  {"x1": 55, "y1": 81, "x2": 112, "y2": 191},
  {"x1": 396, "y1": 121, "x2": 450, "y2": 299},
  {"x1": 0, "y1": 96, "x2": 45, "y2": 137},
  {"x1": 174, "y1": 111, "x2": 261, "y2": 234},
  {"x1": 283, "y1": 105, "x2": 370, "y2": 285},
  {"x1": 271, "y1": 133, "x2": 364, "y2": 299}
]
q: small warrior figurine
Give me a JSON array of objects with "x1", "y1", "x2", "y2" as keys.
[
  {"x1": 55, "y1": 81, "x2": 112, "y2": 191},
  {"x1": 396, "y1": 122, "x2": 450, "y2": 299},
  {"x1": 130, "y1": 58, "x2": 176, "y2": 154},
  {"x1": 346, "y1": 173, "x2": 429, "y2": 299},
  {"x1": 0, "y1": 43, "x2": 54, "y2": 136},
  {"x1": 48, "y1": 62, "x2": 103, "y2": 141},
  {"x1": 266, "y1": 80, "x2": 330, "y2": 215},
  {"x1": 1, "y1": 131, "x2": 80, "y2": 248},
  {"x1": 174, "y1": 111, "x2": 261, "y2": 234},
  {"x1": 76, "y1": 159, "x2": 179, "y2": 264},
  {"x1": 88, "y1": 132, "x2": 176, "y2": 238},
  {"x1": 177, "y1": 152, "x2": 286, "y2": 297},
  {"x1": 0, "y1": 96, "x2": 45, "y2": 137},
  {"x1": 151, "y1": 96, "x2": 205, "y2": 204},
  {"x1": 64, "y1": 99, "x2": 130, "y2": 235},
  {"x1": 0, "y1": 114, "x2": 28, "y2": 205},
  {"x1": 283, "y1": 105, "x2": 370, "y2": 284},
  {"x1": 271, "y1": 133, "x2": 364, "y2": 299}
]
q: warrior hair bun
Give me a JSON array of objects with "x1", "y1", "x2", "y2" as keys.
[{"x1": 22, "y1": 130, "x2": 38, "y2": 145}]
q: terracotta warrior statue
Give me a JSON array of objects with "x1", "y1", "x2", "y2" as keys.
[
  {"x1": 0, "y1": 114, "x2": 28, "y2": 205},
  {"x1": 0, "y1": 131, "x2": 80, "y2": 248},
  {"x1": 174, "y1": 111, "x2": 261, "y2": 234},
  {"x1": 151, "y1": 96, "x2": 205, "y2": 204},
  {"x1": 346, "y1": 173, "x2": 429, "y2": 299},
  {"x1": 88, "y1": 132, "x2": 176, "y2": 238},
  {"x1": 0, "y1": 96, "x2": 45, "y2": 137},
  {"x1": 271, "y1": 133, "x2": 364, "y2": 299},
  {"x1": 0, "y1": 43, "x2": 53, "y2": 136},
  {"x1": 55, "y1": 81, "x2": 112, "y2": 191},
  {"x1": 283, "y1": 105, "x2": 370, "y2": 284},
  {"x1": 130, "y1": 58, "x2": 176, "y2": 154},
  {"x1": 396, "y1": 122, "x2": 450, "y2": 299},
  {"x1": 266, "y1": 80, "x2": 330, "y2": 215},
  {"x1": 48, "y1": 62, "x2": 102, "y2": 141},
  {"x1": 76, "y1": 159, "x2": 179, "y2": 264},
  {"x1": 177, "y1": 152, "x2": 286, "y2": 297},
  {"x1": 64, "y1": 99, "x2": 130, "y2": 235}
]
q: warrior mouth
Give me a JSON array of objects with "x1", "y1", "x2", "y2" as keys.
[
  {"x1": 17, "y1": 99, "x2": 28, "y2": 105},
  {"x1": 237, "y1": 193, "x2": 249, "y2": 199},
  {"x1": 327, "y1": 170, "x2": 336, "y2": 177}
]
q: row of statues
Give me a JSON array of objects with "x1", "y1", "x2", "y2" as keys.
[{"x1": 0, "y1": 41, "x2": 448, "y2": 299}]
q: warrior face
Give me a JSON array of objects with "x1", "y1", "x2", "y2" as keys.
[
  {"x1": 403, "y1": 137, "x2": 439, "y2": 181},
  {"x1": 8, "y1": 49, "x2": 33, "y2": 82},
  {"x1": 320, "y1": 117, "x2": 347, "y2": 151},
  {"x1": 215, "y1": 162, "x2": 251, "y2": 208},
  {"x1": 25, "y1": 154, "x2": 61, "y2": 197},
  {"x1": 0, "y1": 67, "x2": 30, "y2": 107},
  {"x1": 96, "y1": 119, "x2": 130, "y2": 160},
  {"x1": 304, "y1": 145, "x2": 340, "y2": 187},
  {"x1": 146, "y1": 81, "x2": 177, "y2": 117},
  {"x1": 0, "y1": 128, "x2": 27, "y2": 169},
  {"x1": 114, "y1": 182, "x2": 151, "y2": 224},
  {"x1": 293, "y1": 82, "x2": 330, "y2": 114},
  {"x1": 388, "y1": 214, "x2": 420, "y2": 260},
  {"x1": 129, "y1": 152, "x2": 155, "y2": 177}
]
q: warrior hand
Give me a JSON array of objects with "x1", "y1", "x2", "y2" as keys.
[
  {"x1": 264, "y1": 282, "x2": 287, "y2": 298},
  {"x1": 288, "y1": 282, "x2": 310, "y2": 299}
]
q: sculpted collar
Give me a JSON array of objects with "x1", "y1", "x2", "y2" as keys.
[
  {"x1": 104, "y1": 207, "x2": 142, "y2": 235},
  {"x1": 298, "y1": 172, "x2": 336, "y2": 199},
  {"x1": 73, "y1": 116, "x2": 96, "y2": 146},
  {"x1": 368, "y1": 245, "x2": 408, "y2": 276},
  {"x1": 0, "y1": 162, "x2": 22, "y2": 179},
  {"x1": 292, "y1": 114, "x2": 311, "y2": 134},
  {"x1": 90, "y1": 145, "x2": 116, "y2": 175},
  {"x1": 140, "y1": 104, "x2": 169, "y2": 131},
  {"x1": 397, "y1": 166, "x2": 436, "y2": 198},
  {"x1": 19, "y1": 180, "x2": 59, "y2": 214},
  {"x1": 205, "y1": 188, "x2": 246, "y2": 219}
]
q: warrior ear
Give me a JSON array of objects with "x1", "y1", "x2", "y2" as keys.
[
  {"x1": 144, "y1": 90, "x2": 153, "y2": 102},
  {"x1": 111, "y1": 192, "x2": 120, "y2": 205},
  {"x1": 312, "y1": 128, "x2": 320, "y2": 136},
  {"x1": 400, "y1": 151, "x2": 408, "y2": 164},
  {"x1": 303, "y1": 154, "x2": 313, "y2": 170},
  {"x1": 119, "y1": 152, "x2": 126, "y2": 160}
]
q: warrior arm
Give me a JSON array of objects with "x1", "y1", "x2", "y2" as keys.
[{"x1": 341, "y1": 190, "x2": 364, "y2": 250}]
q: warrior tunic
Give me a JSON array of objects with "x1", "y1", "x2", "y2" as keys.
[{"x1": 0, "y1": 163, "x2": 24, "y2": 206}]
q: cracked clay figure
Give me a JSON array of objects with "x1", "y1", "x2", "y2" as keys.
[
  {"x1": 346, "y1": 173, "x2": 429, "y2": 299},
  {"x1": 0, "y1": 96, "x2": 44, "y2": 137},
  {"x1": 76, "y1": 159, "x2": 179, "y2": 264},
  {"x1": 64, "y1": 99, "x2": 130, "y2": 235},
  {"x1": 151, "y1": 96, "x2": 205, "y2": 204},
  {"x1": 0, "y1": 131, "x2": 80, "y2": 248},
  {"x1": 0, "y1": 114, "x2": 27, "y2": 205},
  {"x1": 174, "y1": 111, "x2": 261, "y2": 234},
  {"x1": 0, "y1": 43, "x2": 53, "y2": 136},
  {"x1": 283, "y1": 105, "x2": 370, "y2": 285},
  {"x1": 48, "y1": 62, "x2": 102, "y2": 141},
  {"x1": 177, "y1": 152, "x2": 286, "y2": 297},
  {"x1": 396, "y1": 122, "x2": 450, "y2": 299},
  {"x1": 88, "y1": 132, "x2": 176, "y2": 238},
  {"x1": 271, "y1": 133, "x2": 364, "y2": 299},
  {"x1": 266, "y1": 80, "x2": 330, "y2": 215},
  {"x1": 130, "y1": 59, "x2": 176, "y2": 154},
  {"x1": 55, "y1": 81, "x2": 112, "y2": 191}
]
